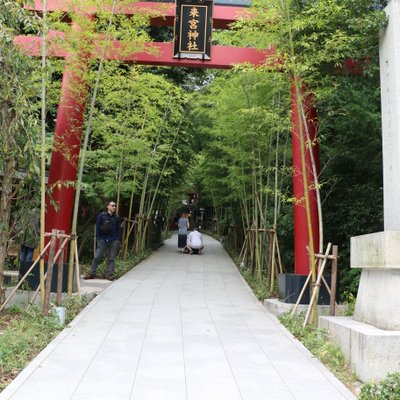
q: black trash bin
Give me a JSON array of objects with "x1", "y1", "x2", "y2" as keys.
[
  {"x1": 19, "y1": 261, "x2": 77, "y2": 292},
  {"x1": 278, "y1": 273, "x2": 331, "y2": 304}
]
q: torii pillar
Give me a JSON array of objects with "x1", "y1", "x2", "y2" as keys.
[
  {"x1": 45, "y1": 47, "x2": 89, "y2": 236},
  {"x1": 291, "y1": 84, "x2": 320, "y2": 276}
]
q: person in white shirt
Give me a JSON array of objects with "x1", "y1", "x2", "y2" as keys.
[{"x1": 186, "y1": 227, "x2": 204, "y2": 255}]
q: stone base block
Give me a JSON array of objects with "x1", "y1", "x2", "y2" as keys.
[
  {"x1": 319, "y1": 316, "x2": 400, "y2": 382},
  {"x1": 264, "y1": 298, "x2": 344, "y2": 318},
  {"x1": 354, "y1": 268, "x2": 400, "y2": 330},
  {"x1": 351, "y1": 231, "x2": 400, "y2": 330},
  {"x1": 351, "y1": 231, "x2": 400, "y2": 270}
]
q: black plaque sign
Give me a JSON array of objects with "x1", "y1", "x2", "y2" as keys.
[{"x1": 173, "y1": 0, "x2": 213, "y2": 60}]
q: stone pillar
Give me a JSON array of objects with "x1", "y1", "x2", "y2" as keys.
[
  {"x1": 380, "y1": 0, "x2": 400, "y2": 232},
  {"x1": 319, "y1": 2, "x2": 400, "y2": 383},
  {"x1": 352, "y1": 0, "x2": 400, "y2": 334}
]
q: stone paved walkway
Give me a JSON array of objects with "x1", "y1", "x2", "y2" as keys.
[{"x1": 0, "y1": 235, "x2": 355, "y2": 400}]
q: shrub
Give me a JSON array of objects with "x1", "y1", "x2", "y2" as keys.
[
  {"x1": 0, "y1": 296, "x2": 91, "y2": 392},
  {"x1": 280, "y1": 312, "x2": 357, "y2": 388},
  {"x1": 81, "y1": 250, "x2": 151, "y2": 279},
  {"x1": 242, "y1": 269, "x2": 270, "y2": 301},
  {"x1": 358, "y1": 373, "x2": 400, "y2": 400}
]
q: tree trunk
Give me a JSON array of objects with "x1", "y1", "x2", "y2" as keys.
[
  {"x1": 0, "y1": 62, "x2": 17, "y2": 305},
  {"x1": 0, "y1": 157, "x2": 14, "y2": 305}
]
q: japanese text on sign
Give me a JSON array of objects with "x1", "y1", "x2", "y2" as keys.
[{"x1": 174, "y1": 0, "x2": 213, "y2": 60}]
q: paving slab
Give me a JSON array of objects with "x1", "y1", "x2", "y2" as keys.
[{"x1": 0, "y1": 235, "x2": 355, "y2": 400}]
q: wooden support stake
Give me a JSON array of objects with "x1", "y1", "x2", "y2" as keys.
[
  {"x1": 290, "y1": 270, "x2": 312, "y2": 318},
  {"x1": 251, "y1": 228, "x2": 256, "y2": 275},
  {"x1": 44, "y1": 233, "x2": 70, "y2": 238},
  {"x1": 268, "y1": 230, "x2": 274, "y2": 291},
  {"x1": 74, "y1": 239, "x2": 81, "y2": 294},
  {"x1": 26, "y1": 270, "x2": 49, "y2": 311},
  {"x1": 56, "y1": 252, "x2": 64, "y2": 305},
  {"x1": 275, "y1": 233, "x2": 283, "y2": 274},
  {"x1": 303, "y1": 243, "x2": 332, "y2": 328},
  {"x1": 238, "y1": 235, "x2": 246, "y2": 261},
  {"x1": 330, "y1": 245, "x2": 338, "y2": 316},
  {"x1": 320, "y1": 275, "x2": 339, "y2": 311},
  {"x1": 43, "y1": 230, "x2": 58, "y2": 316},
  {"x1": 0, "y1": 240, "x2": 52, "y2": 312},
  {"x1": 56, "y1": 231, "x2": 66, "y2": 306}
]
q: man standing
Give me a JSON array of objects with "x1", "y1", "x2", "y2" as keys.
[{"x1": 85, "y1": 201, "x2": 121, "y2": 280}]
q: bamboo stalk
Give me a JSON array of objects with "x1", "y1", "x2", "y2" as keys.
[
  {"x1": 142, "y1": 123, "x2": 182, "y2": 245},
  {"x1": 268, "y1": 230, "x2": 274, "y2": 289},
  {"x1": 272, "y1": 0, "x2": 320, "y2": 324},
  {"x1": 67, "y1": 0, "x2": 118, "y2": 296},
  {"x1": 43, "y1": 230, "x2": 58, "y2": 316},
  {"x1": 299, "y1": 99, "x2": 323, "y2": 255},
  {"x1": 26, "y1": 271, "x2": 47, "y2": 311},
  {"x1": 74, "y1": 239, "x2": 81, "y2": 294},
  {"x1": 271, "y1": 100, "x2": 280, "y2": 290},
  {"x1": 124, "y1": 185, "x2": 136, "y2": 259},
  {"x1": 39, "y1": 0, "x2": 48, "y2": 304}
]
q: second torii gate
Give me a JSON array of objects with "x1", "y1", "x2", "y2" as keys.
[{"x1": 16, "y1": 0, "x2": 319, "y2": 276}]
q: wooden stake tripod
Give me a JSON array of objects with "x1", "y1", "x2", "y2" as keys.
[
  {"x1": 238, "y1": 227, "x2": 283, "y2": 286},
  {"x1": 290, "y1": 243, "x2": 339, "y2": 327},
  {"x1": 268, "y1": 227, "x2": 283, "y2": 292},
  {"x1": 0, "y1": 230, "x2": 82, "y2": 315}
]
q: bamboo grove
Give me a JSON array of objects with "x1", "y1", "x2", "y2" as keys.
[{"x1": 0, "y1": 0, "x2": 388, "y2": 307}]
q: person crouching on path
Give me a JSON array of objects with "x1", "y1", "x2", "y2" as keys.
[
  {"x1": 85, "y1": 201, "x2": 121, "y2": 281},
  {"x1": 186, "y1": 226, "x2": 204, "y2": 254}
]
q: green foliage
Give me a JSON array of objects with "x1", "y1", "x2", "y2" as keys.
[
  {"x1": 358, "y1": 373, "x2": 400, "y2": 400},
  {"x1": 280, "y1": 312, "x2": 357, "y2": 388},
  {"x1": 63, "y1": 294, "x2": 90, "y2": 323},
  {"x1": 0, "y1": 296, "x2": 90, "y2": 392},
  {"x1": 342, "y1": 290, "x2": 357, "y2": 317},
  {"x1": 85, "y1": 64, "x2": 191, "y2": 206},
  {"x1": 0, "y1": 0, "x2": 43, "y2": 302},
  {"x1": 318, "y1": 76, "x2": 383, "y2": 296},
  {"x1": 242, "y1": 269, "x2": 270, "y2": 300},
  {"x1": 233, "y1": 0, "x2": 386, "y2": 82},
  {"x1": 81, "y1": 250, "x2": 151, "y2": 279},
  {"x1": 189, "y1": 0, "x2": 386, "y2": 295},
  {"x1": 0, "y1": 307, "x2": 61, "y2": 390}
]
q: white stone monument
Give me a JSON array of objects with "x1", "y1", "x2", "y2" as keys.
[{"x1": 320, "y1": 0, "x2": 400, "y2": 382}]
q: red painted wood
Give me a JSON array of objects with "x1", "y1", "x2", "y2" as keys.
[
  {"x1": 291, "y1": 82, "x2": 320, "y2": 275},
  {"x1": 27, "y1": 1, "x2": 250, "y2": 29},
  {"x1": 15, "y1": 34, "x2": 271, "y2": 69},
  {"x1": 43, "y1": 27, "x2": 90, "y2": 237}
]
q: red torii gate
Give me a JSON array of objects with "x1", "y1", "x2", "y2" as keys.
[{"x1": 16, "y1": 0, "x2": 319, "y2": 276}]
